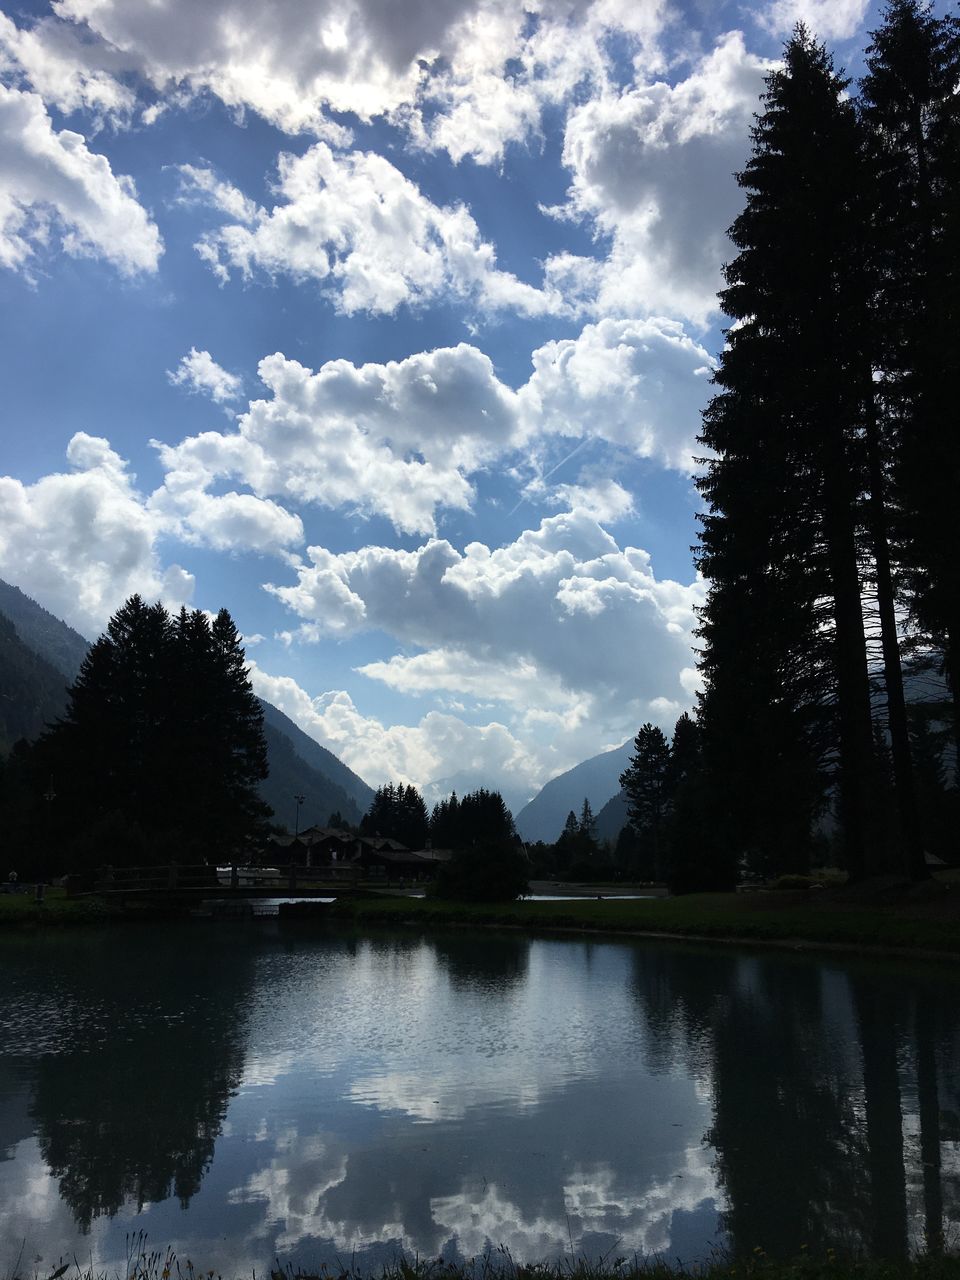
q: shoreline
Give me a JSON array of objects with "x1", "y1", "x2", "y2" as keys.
[{"x1": 3, "y1": 881, "x2": 959, "y2": 967}]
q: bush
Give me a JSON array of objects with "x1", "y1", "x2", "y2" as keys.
[{"x1": 432, "y1": 840, "x2": 530, "y2": 902}]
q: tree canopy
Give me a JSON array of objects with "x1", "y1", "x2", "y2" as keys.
[
  {"x1": 27, "y1": 595, "x2": 269, "y2": 869},
  {"x1": 690, "y1": 13, "x2": 959, "y2": 884}
]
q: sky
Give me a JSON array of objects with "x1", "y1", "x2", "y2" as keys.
[{"x1": 0, "y1": 0, "x2": 903, "y2": 811}]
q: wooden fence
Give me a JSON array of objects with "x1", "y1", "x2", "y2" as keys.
[{"x1": 76, "y1": 861, "x2": 386, "y2": 899}]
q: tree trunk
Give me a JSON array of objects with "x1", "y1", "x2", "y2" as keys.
[
  {"x1": 823, "y1": 456, "x2": 875, "y2": 881},
  {"x1": 864, "y1": 390, "x2": 927, "y2": 880},
  {"x1": 856, "y1": 983, "x2": 908, "y2": 1260},
  {"x1": 915, "y1": 993, "x2": 943, "y2": 1255}
]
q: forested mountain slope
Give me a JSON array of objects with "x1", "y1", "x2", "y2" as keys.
[
  {"x1": 515, "y1": 739, "x2": 632, "y2": 843},
  {"x1": 0, "y1": 580, "x2": 374, "y2": 831}
]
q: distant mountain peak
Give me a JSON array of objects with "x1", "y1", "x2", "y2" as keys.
[{"x1": 514, "y1": 739, "x2": 633, "y2": 843}]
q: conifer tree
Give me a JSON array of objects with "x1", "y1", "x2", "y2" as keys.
[
  {"x1": 35, "y1": 596, "x2": 269, "y2": 865},
  {"x1": 619, "y1": 724, "x2": 670, "y2": 878},
  {"x1": 360, "y1": 782, "x2": 428, "y2": 848},
  {"x1": 578, "y1": 796, "x2": 597, "y2": 843},
  {"x1": 697, "y1": 29, "x2": 879, "y2": 879},
  {"x1": 861, "y1": 0, "x2": 960, "y2": 775}
]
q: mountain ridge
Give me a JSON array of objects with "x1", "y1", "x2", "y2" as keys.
[
  {"x1": 514, "y1": 739, "x2": 633, "y2": 843},
  {"x1": 0, "y1": 580, "x2": 374, "y2": 831}
]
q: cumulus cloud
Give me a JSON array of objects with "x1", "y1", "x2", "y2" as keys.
[
  {"x1": 520, "y1": 317, "x2": 714, "y2": 469},
  {"x1": 0, "y1": 11, "x2": 135, "y2": 123},
  {"x1": 264, "y1": 510, "x2": 705, "y2": 768},
  {"x1": 28, "y1": 0, "x2": 671, "y2": 164},
  {"x1": 760, "y1": 0, "x2": 870, "y2": 41},
  {"x1": 547, "y1": 32, "x2": 777, "y2": 325},
  {"x1": 424, "y1": 0, "x2": 671, "y2": 164},
  {"x1": 48, "y1": 0, "x2": 481, "y2": 133},
  {"x1": 248, "y1": 668, "x2": 545, "y2": 798},
  {"x1": 151, "y1": 321, "x2": 711, "y2": 540},
  {"x1": 180, "y1": 147, "x2": 564, "y2": 317},
  {"x1": 0, "y1": 432, "x2": 192, "y2": 636},
  {"x1": 548, "y1": 477, "x2": 634, "y2": 522},
  {"x1": 0, "y1": 83, "x2": 162, "y2": 276},
  {"x1": 168, "y1": 347, "x2": 244, "y2": 405},
  {"x1": 152, "y1": 346, "x2": 489, "y2": 538}
]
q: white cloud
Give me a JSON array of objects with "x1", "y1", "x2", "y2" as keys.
[
  {"x1": 263, "y1": 511, "x2": 704, "y2": 785},
  {"x1": 180, "y1": 147, "x2": 564, "y2": 317},
  {"x1": 760, "y1": 0, "x2": 871, "y2": 41},
  {"x1": 0, "y1": 83, "x2": 162, "y2": 277},
  {"x1": 32, "y1": 0, "x2": 671, "y2": 165},
  {"x1": 49, "y1": 0, "x2": 478, "y2": 133},
  {"x1": 548, "y1": 32, "x2": 777, "y2": 326},
  {"x1": 168, "y1": 347, "x2": 244, "y2": 405},
  {"x1": 153, "y1": 346, "x2": 490, "y2": 538},
  {"x1": 549, "y1": 478, "x2": 634, "y2": 522},
  {"x1": 0, "y1": 433, "x2": 192, "y2": 636},
  {"x1": 152, "y1": 321, "x2": 711, "y2": 540},
  {"x1": 150, "y1": 486, "x2": 304, "y2": 556},
  {"x1": 0, "y1": 12, "x2": 135, "y2": 123},
  {"x1": 422, "y1": 0, "x2": 670, "y2": 164},
  {"x1": 519, "y1": 316, "x2": 714, "y2": 469},
  {"x1": 247, "y1": 669, "x2": 544, "y2": 797}
]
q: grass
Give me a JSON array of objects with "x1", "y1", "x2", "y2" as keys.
[
  {"x1": 3, "y1": 876, "x2": 958, "y2": 960},
  {"x1": 0, "y1": 886, "x2": 119, "y2": 928},
  {"x1": 324, "y1": 882, "x2": 960, "y2": 958},
  {"x1": 8, "y1": 1244, "x2": 960, "y2": 1280}
]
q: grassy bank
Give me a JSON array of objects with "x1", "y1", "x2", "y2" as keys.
[
  {"x1": 9, "y1": 1251, "x2": 960, "y2": 1280},
  {"x1": 0, "y1": 886, "x2": 121, "y2": 928},
  {"x1": 284, "y1": 1257, "x2": 959, "y2": 1280},
  {"x1": 325, "y1": 881, "x2": 960, "y2": 958},
  {"x1": 3, "y1": 878, "x2": 958, "y2": 960}
]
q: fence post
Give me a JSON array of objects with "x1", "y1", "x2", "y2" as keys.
[
  {"x1": 230, "y1": 863, "x2": 239, "y2": 892},
  {"x1": 167, "y1": 862, "x2": 178, "y2": 890},
  {"x1": 288, "y1": 860, "x2": 297, "y2": 892}
]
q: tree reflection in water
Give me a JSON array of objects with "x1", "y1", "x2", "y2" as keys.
[
  {"x1": 431, "y1": 932, "x2": 530, "y2": 993},
  {"x1": 3, "y1": 927, "x2": 960, "y2": 1265},
  {"x1": 631, "y1": 944, "x2": 960, "y2": 1259},
  {"x1": 23, "y1": 929, "x2": 253, "y2": 1231}
]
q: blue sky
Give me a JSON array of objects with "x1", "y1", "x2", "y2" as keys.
[{"x1": 0, "y1": 0, "x2": 902, "y2": 809}]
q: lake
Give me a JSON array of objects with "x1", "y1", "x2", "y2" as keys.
[{"x1": 1, "y1": 923, "x2": 958, "y2": 1275}]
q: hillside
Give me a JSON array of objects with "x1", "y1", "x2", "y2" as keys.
[
  {"x1": 258, "y1": 700, "x2": 374, "y2": 828},
  {"x1": 0, "y1": 579, "x2": 90, "y2": 680},
  {"x1": 514, "y1": 739, "x2": 632, "y2": 843},
  {"x1": 0, "y1": 581, "x2": 375, "y2": 829},
  {"x1": 595, "y1": 788, "x2": 629, "y2": 842},
  {"x1": 0, "y1": 612, "x2": 73, "y2": 751}
]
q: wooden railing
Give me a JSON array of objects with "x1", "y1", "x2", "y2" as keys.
[{"x1": 80, "y1": 861, "x2": 387, "y2": 898}]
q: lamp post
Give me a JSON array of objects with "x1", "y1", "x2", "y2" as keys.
[
  {"x1": 39, "y1": 778, "x2": 56, "y2": 903},
  {"x1": 290, "y1": 794, "x2": 305, "y2": 893}
]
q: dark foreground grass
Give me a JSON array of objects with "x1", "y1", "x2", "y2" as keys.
[
  {"x1": 325, "y1": 885, "x2": 960, "y2": 958},
  {"x1": 8, "y1": 1246, "x2": 960, "y2": 1280},
  {"x1": 0, "y1": 887, "x2": 118, "y2": 928},
  {"x1": 3, "y1": 879, "x2": 958, "y2": 960}
]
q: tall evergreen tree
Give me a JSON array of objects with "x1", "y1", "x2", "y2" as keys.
[
  {"x1": 619, "y1": 723, "x2": 670, "y2": 879},
  {"x1": 33, "y1": 596, "x2": 269, "y2": 865},
  {"x1": 860, "y1": 0, "x2": 960, "y2": 776},
  {"x1": 429, "y1": 788, "x2": 515, "y2": 849},
  {"x1": 360, "y1": 782, "x2": 428, "y2": 848},
  {"x1": 697, "y1": 29, "x2": 879, "y2": 879},
  {"x1": 578, "y1": 796, "x2": 597, "y2": 843}
]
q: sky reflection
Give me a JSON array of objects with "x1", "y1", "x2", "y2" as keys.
[{"x1": 1, "y1": 927, "x2": 958, "y2": 1275}]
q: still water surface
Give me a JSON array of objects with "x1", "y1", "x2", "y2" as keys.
[{"x1": 1, "y1": 925, "x2": 958, "y2": 1274}]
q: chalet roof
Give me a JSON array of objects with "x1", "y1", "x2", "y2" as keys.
[
  {"x1": 409, "y1": 847, "x2": 453, "y2": 863},
  {"x1": 362, "y1": 847, "x2": 452, "y2": 866}
]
